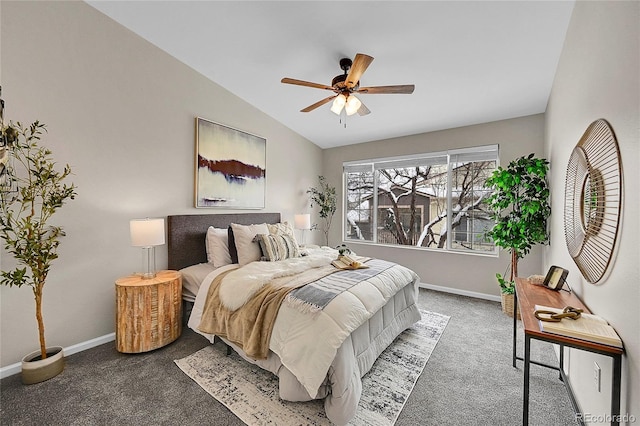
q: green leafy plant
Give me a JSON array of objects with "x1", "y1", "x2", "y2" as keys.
[
  {"x1": 307, "y1": 175, "x2": 337, "y2": 246},
  {"x1": 485, "y1": 153, "x2": 550, "y2": 293},
  {"x1": 495, "y1": 273, "x2": 515, "y2": 295},
  {"x1": 0, "y1": 120, "x2": 77, "y2": 360}
]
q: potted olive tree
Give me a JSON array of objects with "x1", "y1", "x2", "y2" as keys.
[
  {"x1": 0, "y1": 114, "x2": 77, "y2": 384},
  {"x1": 485, "y1": 153, "x2": 550, "y2": 317},
  {"x1": 307, "y1": 175, "x2": 337, "y2": 247}
]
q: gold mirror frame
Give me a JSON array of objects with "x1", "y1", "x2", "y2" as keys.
[{"x1": 564, "y1": 119, "x2": 622, "y2": 283}]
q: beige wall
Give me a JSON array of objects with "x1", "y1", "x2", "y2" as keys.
[
  {"x1": 0, "y1": 1, "x2": 322, "y2": 367},
  {"x1": 545, "y1": 0, "x2": 639, "y2": 422},
  {"x1": 3, "y1": 3, "x2": 638, "y2": 420},
  {"x1": 323, "y1": 114, "x2": 546, "y2": 297}
]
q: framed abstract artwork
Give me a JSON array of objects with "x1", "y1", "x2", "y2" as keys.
[{"x1": 195, "y1": 118, "x2": 266, "y2": 208}]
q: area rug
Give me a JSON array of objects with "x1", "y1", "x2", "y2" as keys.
[{"x1": 175, "y1": 310, "x2": 449, "y2": 426}]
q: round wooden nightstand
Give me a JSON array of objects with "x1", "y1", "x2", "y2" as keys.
[{"x1": 115, "y1": 270, "x2": 182, "y2": 353}]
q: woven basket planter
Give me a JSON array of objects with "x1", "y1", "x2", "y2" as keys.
[{"x1": 501, "y1": 293, "x2": 521, "y2": 320}]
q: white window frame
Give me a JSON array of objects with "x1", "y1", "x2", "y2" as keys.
[{"x1": 343, "y1": 144, "x2": 499, "y2": 256}]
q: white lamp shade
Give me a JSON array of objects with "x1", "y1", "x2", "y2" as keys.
[
  {"x1": 345, "y1": 95, "x2": 362, "y2": 116},
  {"x1": 130, "y1": 218, "x2": 165, "y2": 247},
  {"x1": 330, "y1": 94, "x2": 347, "y2": 115},
  {"x1": 294, "y1": 214, "x2": 311, "y2": 230}
]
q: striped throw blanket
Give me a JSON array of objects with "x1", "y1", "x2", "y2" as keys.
[{"x1": 285, "y1": 258, "x2": 396, "y2": 314}]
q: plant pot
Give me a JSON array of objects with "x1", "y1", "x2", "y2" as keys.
[
  {"x1": 21, "y1": 346, "x2": 64, "y2": 385},
  {"x1": 501, "y1": 293, "x2": 521, "y2": 320}
]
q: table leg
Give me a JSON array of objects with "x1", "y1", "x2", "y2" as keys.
[
  {"x1": 523, "y1": 333, "x2": 531, "y2": 426},
  {"x1": 559, "y1": 343, "x2": 564, "y2": 381},
  {"x1": 513, "y1": 290, "x2": 518, "y2": 368},
  {"x1": 612, "y1": 354, "x2": 622, "y2": 426}
]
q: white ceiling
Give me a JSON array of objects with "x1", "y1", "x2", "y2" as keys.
[{"x1": 86, "y1": 1, "x2": 575, "y2": 149}]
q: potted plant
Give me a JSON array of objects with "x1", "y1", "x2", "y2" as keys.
[
  {"x1": 485, "y1": 153, "x2": 550, "y2": 317},
  {"x1": 0, "y1": 112, "x2": 77, "y2": 384},
  {"x1": 307, "y1": 175, "x2": 337, "y2": 247}
]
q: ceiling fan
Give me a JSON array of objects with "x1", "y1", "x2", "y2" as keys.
[{"x1": 281, "y1": 53, "x2": 415, "y2": 117}]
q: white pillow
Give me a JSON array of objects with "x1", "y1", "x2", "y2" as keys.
[
  {"x1": 267, "y1": 221, "x2": 298, "y2": 242},
  {"x1": 179, "y1": 262, "x2": 217, "y2": 302},
  {"x1": 205, "y1": 226, "x2": 232, "y2": 267},
  {"x1": 230, "y1": 222, "x2": 269, "y2": 266},
  {"x1": 254, "y1": 233, "x2": 301, "y2": 261}
]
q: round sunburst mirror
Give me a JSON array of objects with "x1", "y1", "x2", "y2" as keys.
[{"x1": 564, "y1": 119, "x2": 622, "y2": 283}]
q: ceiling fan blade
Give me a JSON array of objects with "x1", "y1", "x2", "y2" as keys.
[
  {"x1": 357, "y1": 101, "x2": 371, "y2": 116},
  {"x1": 281, "y1": 78, "x2": 335, "y2": 91},
  {"x1": 346, "y1": 53, "x2": 374, "y2": 89},
  {"x1": 357, "y1": 85, "x2": 415, "y2": 94},
  {"x1": 300, "y1": 95, "x2": 337, "y2": 112}
]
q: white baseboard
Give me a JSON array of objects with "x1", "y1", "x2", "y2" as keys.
[
  {"x1": 0, "y1": 332, "x2": 115, "y2": 379},
  {"x1": 2, "y1": 285, "x2": 497, "y2": 379},
  {"x1": 419, "y1": 282, "x2": 501, "y2": 302}
]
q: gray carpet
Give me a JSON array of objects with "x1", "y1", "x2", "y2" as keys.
[
  {"x1": 0, "y1": 289, "x2": 576, "y2": 425},
  {"x1": 175, "y1": 311, "x2": 448, "y2": 426}
]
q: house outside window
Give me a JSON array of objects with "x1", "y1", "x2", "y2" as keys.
[{"x1": 343, "y1": 145, "x2": 498, "y2": 255}]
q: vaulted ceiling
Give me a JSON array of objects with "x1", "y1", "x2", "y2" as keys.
[{"x1": 87, "y1": 1, "x2": 575, "y2": 149}]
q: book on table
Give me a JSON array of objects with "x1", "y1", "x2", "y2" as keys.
[{"x1": 534, "y1": 305, "x2": 622, "y2": 348}]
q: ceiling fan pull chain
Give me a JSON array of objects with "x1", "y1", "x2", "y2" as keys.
[{"x1": 340, "y1": 109, "x2": 347, "y2": 128}]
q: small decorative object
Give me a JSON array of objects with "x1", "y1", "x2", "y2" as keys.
[
  {"x1": 307, "y1": 176, "x2": 337, "y2": 246},
  {"x1": 485, "y1": 153, "x2": 550, "y2": 317},
  {"x1": 527, "y1": 274, "x2": 546, "y2": 285},
  {"x1": 130, "y1": 218, "x2": 166, "y2": 279},
  {"x1": 541, "y1": 265, "x2": 569, "y2": 291},
  {"x1": 195, "y1": 117, "x2": 266, "y2": 209},
  {"x1": 564, "y1": 119, "x2": 622, "y2": 283},
  {"x1": 335, "y1": 244, "x2": 352, "y2": 257},
  {"x1": 294, "y1": 213, "x2": 311, "y2": 245},
  {"x1": 0, "y1": 91, "x2": 77, "y2": 383}
]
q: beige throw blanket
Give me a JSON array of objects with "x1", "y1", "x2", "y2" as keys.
[{"x1": 198, "y1": 264, "x2": 338, "y2": 359}]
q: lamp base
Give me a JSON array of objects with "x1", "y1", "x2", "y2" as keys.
[{"x1": 140, "y1": 246, "x2": 157, "y2": 280}]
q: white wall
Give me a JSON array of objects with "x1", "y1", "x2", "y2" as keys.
[
  {"x1": 323, "y1": 114, "x2": 546, "y2": 297},
  {"x1": 0, "y1": 1, "x2": 322, "y2": 367},
  {"x1": 545, "y1": 0, "x2": 639, "y2": 422}
]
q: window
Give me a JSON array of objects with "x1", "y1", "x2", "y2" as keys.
[{"x1": 343, "y1": 145, "x2": 498, "y2": 254}]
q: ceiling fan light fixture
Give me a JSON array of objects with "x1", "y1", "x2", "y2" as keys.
[
  {"x1": 281, "y1": 53, "x2": 414, "y2": 117},
  {"x1": 345, "y1": 95, "x2": 361, "y2": 116},
  {"x1": 330, "y1": 94, "x2": 347, "y2": 115}
]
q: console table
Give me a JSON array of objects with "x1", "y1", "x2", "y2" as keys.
[{"x1": 513, "y1": 277, "x2": 623, "y2": 425}]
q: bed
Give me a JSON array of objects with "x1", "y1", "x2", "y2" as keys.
[{"x1": 168, "y1": 213, "x2": 421, "y2": 425}]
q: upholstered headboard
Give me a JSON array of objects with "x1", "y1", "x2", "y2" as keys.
[{"x1": 167, "y1": 213, "x2": 281, "y2": 271}]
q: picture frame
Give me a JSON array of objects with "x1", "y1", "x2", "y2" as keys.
[
  {"x1": 542, "y1": 265, "x2": 569, "y2": 291},
  {"x1": 195, "y1": 117, "x2": 266, "y2": 209}
]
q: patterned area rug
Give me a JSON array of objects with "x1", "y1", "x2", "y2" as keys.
[{"x1": 175, "y1": 310, "x2": 449, "y2": 425}]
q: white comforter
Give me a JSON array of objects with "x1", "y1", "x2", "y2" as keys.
[{"x1": 189, "y1": 246, "x2": 419, "y2": 399}]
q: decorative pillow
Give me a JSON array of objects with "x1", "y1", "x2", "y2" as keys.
[
  {"x1": 179, "y1": 263, "x2": 217, "y2": 302},
  {"x1": 267, "y1": 221, "x2": 296, "y2": 238},
  {"x1": 229, "y1": 223, "x2": 270, "y2": 265},
  {"x1": 205, "y1": 226, "x2": 232, "y2": 267},
  {"x1": 254, "y1": 233, "x2": 301, "y2": 262}
]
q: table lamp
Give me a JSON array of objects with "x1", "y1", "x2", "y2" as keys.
[
  {"x1": 130, "y1": 217, "x2": 165, "y2": 279},
  {"x1": 294, "y1": 214, "x2": 311, "y2": 246}
]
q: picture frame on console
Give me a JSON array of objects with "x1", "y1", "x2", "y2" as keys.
[{"x1": 195, "y1": 117, "x2": 266, "y2": 209}]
